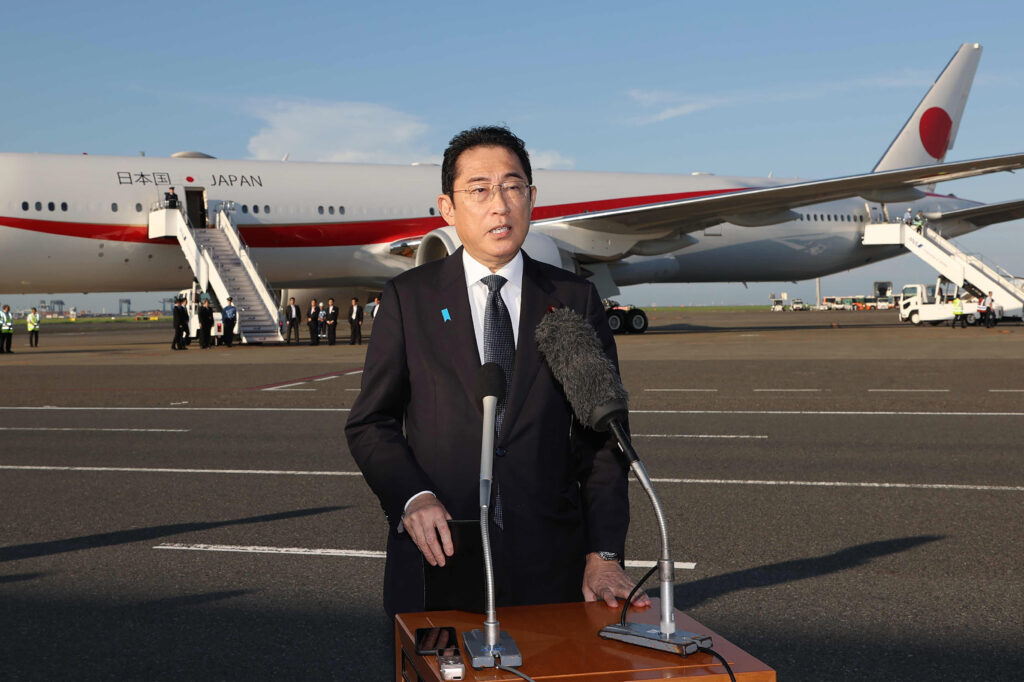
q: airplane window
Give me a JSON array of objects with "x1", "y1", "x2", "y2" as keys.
[
  {"x1": 111, "y1": 203, "x2": 119, "y2": 212},
  {"x1": 135, "y1": 203, "x2": 143, "y2": 213},
  {"x1": 241, "y1": 204, "x2": 248, "y2": 214},
  {"x1": 47, "y1": 201, "x2": 54, "y2": 211},
  {"x1": 61, "y1": 202, "x2": 68, "y2": 211},
  {"x1": 429, "y1": 207, "x2": 436, "y2": 216},
  {"x1": 22, "y1": 201, "x2": 29, "y2": 211},
  {"x1": 339, "y1": 206, "x2": 345, "y2": 215},
  {"x1": 318, "y1": 206, "x2": 324, "y2": 215},
  {"x1": 35, "y1": 201, "x2": 42, "y2": 211},
  {"x1": 264, "y1": 205, "x2": 270, "y2": 214},
  {"x1": 253, "y1": 205, "x2": 259, "y2": 214},
  {"x1": 328, "y1": 206, "x2": 335, "y2": 215}
]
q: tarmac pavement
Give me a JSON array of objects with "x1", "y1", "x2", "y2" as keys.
[{"x1": 1, "y1": 310, "x2": 1021, "y2": 680}]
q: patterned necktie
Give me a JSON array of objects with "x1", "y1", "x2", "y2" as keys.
[{"x1": 481, "y1": 274, "x2": 514, "y2": 528}]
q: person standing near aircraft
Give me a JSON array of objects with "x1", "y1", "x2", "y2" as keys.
[
  {"x1": 222, "y1": 297, "x2": 237, "y2": 347},
  {"x1": 348, "y1": 297, "x2": 363, "y2": 345},
  {"x1": 326, "y1": 298, "x2": 339, "y2": 346},
  {"x1": 371, "y1": 296, "x2": 382, "y2": 320},
  {"x1": 198, "y1": 299, "x2": 214, "y2": 348},
  {"x1": 984, "y1": 291, "x2": 996, "y2": 327},
  {"x1": 307, "y1": 298, "x2": 319, "y2": 346},
  {"x1": 345, "y1": 126, "x2": 645, "y2": 617},
  {"x1": 164, "y1": 187, "x2": 179, "y2": 209},
  {"x1": 26, "y1": 307, "x2": 40, "y2": 347},
  {"x1": 0, "y1": 304, "x2": 13, "y2": 353},
  {"x1": 285, "y1": 296, "x2": 301, "y2": 344},
  {"x1": 171, "y1": 297, "x2": 187, "y2": 350}
]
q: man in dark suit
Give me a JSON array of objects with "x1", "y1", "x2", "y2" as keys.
[
  {"x1": 285, "y1": 296, "x2": 301, "y2": 344},
  {"x1": 346, "y1": 126, "x2": 647, "y2": 618},
  {"x1": 326, "y1": 297, "x2": 339, "y2": 345},
  {"x1": 348, "y1": 297, "x2": 363, "y2": 345},
  {"x1": 171, "y1": 298, "x2": 188, "y2": 350},
  {"x1": 197, "y1": 299, "x2": 214, "y2": 348},
  {"x1": 306, "y1": 298, "x2": 319, "y2": 346}
]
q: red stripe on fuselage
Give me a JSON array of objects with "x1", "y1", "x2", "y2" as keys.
[{"x1": 0, "y1": 188, "x2": 744, "y2": 248}]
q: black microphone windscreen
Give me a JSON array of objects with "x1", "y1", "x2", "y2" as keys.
[
  {"x1": 475, "y1": 362, "x2": 507, "y2": 403},
  {"x1": 535, "y1": 307, "x2": 627, "y2": 430}
]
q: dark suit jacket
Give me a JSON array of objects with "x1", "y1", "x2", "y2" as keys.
[
  {"x1": 198, "y1": 306, "x2": 214, "y2": 329},
  {"x1": 173, "y1": 304, "x2": 188, "y2": 330},
  {"x1": 348, "y1": 305, "x2": 363, "y2": 324},
  {"x1": 327, "y1": 306, "x2": 339, "y2": 325},
  {"x1": 286, "y1": 304, "x2": 300, "y2": 324},
  {"x1": 345, "y1": 248, "x2": 629, "y2": 616}
]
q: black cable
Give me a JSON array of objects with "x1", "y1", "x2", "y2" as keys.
[
  {"x1": 496, "y1": 663, "x2": 537, "y2": 681},
  {"x1": 696, "y1": 646, "x2": 737, "y2": 682},
  {"x1": 620, "y1": 563, "x2": 658, "y2": 626}
]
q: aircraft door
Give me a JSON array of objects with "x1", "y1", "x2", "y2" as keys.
[{"x1": 184, "y1": 188, "x2": 208, "y2": 229}]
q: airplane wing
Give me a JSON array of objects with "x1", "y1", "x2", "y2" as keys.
[
  {"x1": 928, "y1": 197, "x2": 1024, "y2": 228},
  {"x1": 532, "y1": 152, "x2": 1024, "y2": 236}
]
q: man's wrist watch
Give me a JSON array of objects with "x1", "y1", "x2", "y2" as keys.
[{"x1": 596, "y1": 551, "x2": 620, "y2": 562}]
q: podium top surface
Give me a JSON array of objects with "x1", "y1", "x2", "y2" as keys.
[{"x1": 396, "y1": 598, "x2": 775, "y2": 681}]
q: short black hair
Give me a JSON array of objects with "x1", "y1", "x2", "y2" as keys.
[{"x1": 441, "y1": 126, "x2": 531, "y2": 198}]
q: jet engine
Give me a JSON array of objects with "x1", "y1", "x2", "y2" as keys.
[{"x1": 414, "y1": 225, "x2": 566, "y2": 270}]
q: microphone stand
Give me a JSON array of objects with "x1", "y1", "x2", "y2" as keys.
[
  {"x1": 598, "y1": 419, "x2": 712, "y2": 655},
  {"x1": 462, "y1": 392, "x2": 522, "y2": 668}
]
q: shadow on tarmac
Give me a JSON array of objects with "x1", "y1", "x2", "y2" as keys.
[
  {"x1": 0, "y1": 506, "x2": 347, "y2": 562},
  {"x1": 664, "y1": 535, "x2": 944, "y2": 611}
]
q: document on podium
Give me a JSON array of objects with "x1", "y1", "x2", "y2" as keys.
[{"x1": 423, "y1": 519, "x2": 486, "y2": 613}]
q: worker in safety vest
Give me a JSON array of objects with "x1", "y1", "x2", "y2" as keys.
[
  {"x1": 0, "y1": 304, "x2": 13, "y2": 353},
  {"x1": 26, "y1": 307, "x2": 40, "y2": 347},
  {"x1": 951, "y1": 295, "x2": 964, "y2": 328}
]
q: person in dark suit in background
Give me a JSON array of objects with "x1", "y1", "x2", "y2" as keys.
[
  {"x1": 171, "y1": 298, "x2": 188, "y2": 350},
  {"x1": 326, "y1": 297, "x2": 339, "y2": 345},
  {"x1": 348, "y1": 297, "x2": 363, "y2": 345},
  {"x1": 345, "y1": 126, "x2": 647, "y2": 618},
  {"x1": 306, "y1": 298, "x2": 319, "y2": 346},
  {"x1": 285, "y1": 296, "x2": 301, "y2": 344},
  {"x1": 198, "y1": 299, "x2": 214, "y2": 349}
]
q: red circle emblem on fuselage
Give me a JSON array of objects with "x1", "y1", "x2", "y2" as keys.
[
  {"x1": 919, "y1": 107, "x2": 953, "y2": 160},
  {"x1": 186, "y1": 176, "x2": 195, "y2": 183}
]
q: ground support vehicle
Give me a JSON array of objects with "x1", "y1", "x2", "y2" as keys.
[{"x1": 604, "y1": 300, "x2": 649, "y2": 334}]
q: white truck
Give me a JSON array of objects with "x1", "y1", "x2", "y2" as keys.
[
  {"x1": 178, "y1": 284, "x2": 224, "y2": 343},
  {"x1": 898, "y1": 281, "x2": 995, "y2": 325}
]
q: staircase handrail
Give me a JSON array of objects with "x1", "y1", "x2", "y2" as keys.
[
  {"x1": 925, "y1": 227, "x2": 1024, "y2": 300},
  {"x1": 215, "y1": 207, "x2": 280, "y2": 328}
]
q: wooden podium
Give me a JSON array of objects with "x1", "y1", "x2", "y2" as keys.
[{"x1": 395, "y1": 598, "x2": 775, "y2": 681}]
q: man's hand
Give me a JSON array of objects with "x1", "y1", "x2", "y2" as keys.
[
  {"x1": 582, "y1": 552, "x2": 652, "y2": 608},
  {"x1": 402, "y1": 493, "x2": 454, "y2": 567}
]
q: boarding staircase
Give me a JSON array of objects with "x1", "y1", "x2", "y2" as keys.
[
  {"x1": 863, "y1": 222, "x2": 1024, "y2": 316},
  {"x1": 149, "y1": 204, "x2": 284, "y2": 343}
]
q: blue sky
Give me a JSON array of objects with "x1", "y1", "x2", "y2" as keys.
[{"x1": 3, "y1": 0, "x2": 1024, "y2": 311}]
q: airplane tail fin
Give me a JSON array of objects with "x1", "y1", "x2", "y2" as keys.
[{"x1": 873, "y1": 43, "x2": 982, "y2": 173}]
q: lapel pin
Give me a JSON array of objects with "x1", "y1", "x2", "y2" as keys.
[{"x1": 441, "y1": 308, "x2": 451, "y2": 322}]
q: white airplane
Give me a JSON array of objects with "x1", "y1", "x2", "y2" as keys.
[{"x1": 3, "y1": 43, "x2": 1023, "y2": 332}]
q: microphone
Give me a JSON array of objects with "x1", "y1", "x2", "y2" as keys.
[
  {"x1": 463, "y1": 363, "x2": 523, "y2": 669},
  {"x1": 535, "y1": 308, "x2": 712, "y2": 655}
]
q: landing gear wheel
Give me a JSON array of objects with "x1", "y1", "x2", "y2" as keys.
[
  {"x1": 607, "y1": 310, "x2": 625, "y2": 333},
  {"x1": 625, "y1": 309, "x2": 649, "y2": 334}
]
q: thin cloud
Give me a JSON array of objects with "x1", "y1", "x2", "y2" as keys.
[
  {"x1": 530, "y1": 149, "x2": 575, "y2": 169},
  {"x1": 246, "y1": 99, "x2": 435, "y2": 164},
  {"x1": 629, "y1": 69, "x2": 932, "y2": 125}
]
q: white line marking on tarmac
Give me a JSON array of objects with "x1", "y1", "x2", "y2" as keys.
[
  {"x1": 0, "y1": 427, "x2": 189, "y2": 433},
  {"x1": 644, "y1": 389, "x2": 718, "y2": 392},
  {"x1": 753, "y1": 389, "x2": 822, "y2": 392},
  {"x1": 633, "y1": 434, "x2": 767, "y2": 439},
  {"x1": 263, "y1": 382, "x2": 315, "y2": 391},
  {"x1": 313, "y1": 376, "x2": 339, "y2": 382},
  {"x1": 625, "y1": 560, "x2": 696, "y2": 570},
  {"x1": 0, "y1": 407, "x2": 350, "y2": 412},
  {"x1": 0, "y1": 465, "x2": 362, "y2": 476},
  {"x1": 989, "y1": 389, "x2": 1024, "y2": 393},
  {"x1": 154, "y1": 543, "x2": 385, "y2": 558},
  {"x1": 5, "y1": 407, "x2": 1023, "y2": 417},
  {"x1": 630, "y1": 409, "x2": 1024, "y2": 417},
  {"x1": 149, "y1": 544, "x2": 698, "y2": 570},
  {"x1": 644, "y1": 478, "x2": 1024, "y2": 492},
  {"x1": 867, "y1": 389, "x2": 949, "y2": 393}
]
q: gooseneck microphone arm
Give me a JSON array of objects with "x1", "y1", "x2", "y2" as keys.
[
  {"x1": 535, "y1": 308, "x2": 712, "y2": 655},
  {"x1": 463, "y1": 363, "x2": 523, "y2": 669}
]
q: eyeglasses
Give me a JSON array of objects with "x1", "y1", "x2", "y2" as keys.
[{"x1": 452, "y1": 181, "x2": 532, "y2": 204}]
